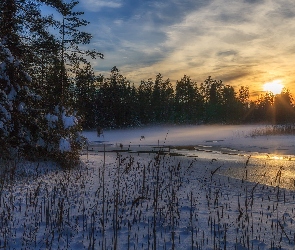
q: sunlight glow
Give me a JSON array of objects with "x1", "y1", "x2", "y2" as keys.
[
  {"x1": 272, "y1": 155, "x2": 284, "y2": 160},
  {"x1": 262, "y1": 80, "x2": 284, "y2": 95},
  {"x1": 253, "y1": 154, "x2": 292, "y2": 161}
]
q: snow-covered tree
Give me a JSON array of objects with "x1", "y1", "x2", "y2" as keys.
[
  {"x1": 0, "y1": 0, "x2": 101, "y2": 166},
  {"x1": 0, "y1": 0, "x2": 43, "y2": 157}
]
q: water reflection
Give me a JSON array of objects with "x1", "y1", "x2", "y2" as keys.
[
  {"x1": 85, "y1": 141, "x2": 295, "y2": 190},
  {"x1": 253, "y1": 154, "x2": 293, "y2": 161},
  {"x1": 171, "y1": 145, "x2": 295, "y2": 190}
]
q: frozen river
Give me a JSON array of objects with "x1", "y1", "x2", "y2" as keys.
[{"x1": 82, "y1": 124, "x2": 295, "y2": 189}]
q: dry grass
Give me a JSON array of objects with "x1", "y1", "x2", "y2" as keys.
[
  {"x1": 0, "y1": 153, "x2": 295, "y2": 249},
  {"x1": 249, "y1": 124, "x2": 295, "y2": 137}
]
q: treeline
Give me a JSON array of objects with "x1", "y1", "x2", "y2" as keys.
[{"x1": 72, "y1": 67, "x2": 295, "y2": 129}]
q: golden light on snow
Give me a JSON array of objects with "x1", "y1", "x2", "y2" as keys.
[
  {"x1": 262, "y1": 80, "x2": 284, "y2": 95},
  {"x1": 272, "y1": 155, "x2": 284, "y2": 160}
]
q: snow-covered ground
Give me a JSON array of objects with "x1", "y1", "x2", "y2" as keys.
[{"x1": 2, "y1": 125, "x2": 295, "y2": 249}]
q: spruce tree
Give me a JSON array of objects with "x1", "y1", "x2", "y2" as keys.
[
  {"x1": 73, "y1": 65, "x2": 98, "y2": 128},
  {"x1": 0, "y1": 0, "x2": 102, "y2": 166},
  {"x1": 0, "y1": 0, "x2": 43, "y2": 157},
  {"x1": 175, "y1": 75, "x2": 200, "y2": 123},
  {"x1": 138, "y1": 78, "x2": 154, "y2": 124},
  {"x1": 39, "y1": 0, "x2": 103, "y2": 165}
]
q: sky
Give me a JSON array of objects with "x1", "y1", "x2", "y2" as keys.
[{"x1": 75, "y1": 0, "x2": 295, "y2": 98}]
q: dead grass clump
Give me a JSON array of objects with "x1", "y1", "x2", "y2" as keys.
[{"x1": 249, "y1": 124, "x2": 295, "y2": 137}]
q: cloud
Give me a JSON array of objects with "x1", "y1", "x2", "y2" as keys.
[
  {"x1": 83, "y1": 0, "x2": 295, "y2": 96},
  {"x1": 132, "y1": 0, "x2": 295, "y2": 88},
  {"x1": 80, "y1": 0, "x2": 122, "y2": 11}
]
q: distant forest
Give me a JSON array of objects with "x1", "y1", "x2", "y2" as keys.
[{"x1": 73, "y1": 66, "x2": 295, "y2": 129}]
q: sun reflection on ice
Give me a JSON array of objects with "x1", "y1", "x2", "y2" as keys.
[
  {"x1": 253, "y1": 154, "x2": 293, "y2": 161},
  {"x1": 271, "y1": 155, "x2": 284, "y2": 160}
]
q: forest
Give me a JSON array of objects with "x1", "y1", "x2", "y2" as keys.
[
  {"x1": 1, "y1": 0, "x2": 294, "y2": 164},
  {"x1": 73, "y1": 66, "x2": 295, "y2": 129}
]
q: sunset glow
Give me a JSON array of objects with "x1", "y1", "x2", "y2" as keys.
[
  {"x1": 70, "y1": 0, "x2": 295, "y2": 97},
  {"x1": 262, "y1": 80, "x2": 284, "y2": 95}
]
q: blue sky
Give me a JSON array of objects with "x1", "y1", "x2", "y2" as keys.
[{"x1": 75, "y1": 0, "x2": 295, "y2": 97}]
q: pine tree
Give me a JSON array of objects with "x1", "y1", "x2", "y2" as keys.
[
  {"x1": 157, "y1": 74, "x2": 174, "y2": 123},
  {"x1": 200, "y1": 76, "x2": 224, "y2": 122},
  {"x1": 175, "y1": 75, "x2": 201, "y2": 123},
  {"x1": 95, "y1": 67, "x2": 137, "y2": 128},
  {"x1": 221, "y1": 85, "x2": 239, "y2": 123},
  {"x1": 0, "y1": 0, "x2": 102, "y2": 166},
  {"x1": 274, "y1": 89, "x2": 295, "y2": 123},
  {"x1": 73, "y1": 64, "x2": 98, "y2": 128},
  {"x1": 0, "y1": 0, "x2": 43, "y2": 157},
  {"x1": 39, "y1": 0, "x2": 103, "y2": 165},
  {"x1": 138, "y1": 78, "x2": 154, "y2": 124}
]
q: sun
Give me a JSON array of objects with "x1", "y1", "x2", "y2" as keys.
[{"x1": 262, "y1": 80, "x2": 284, "y2": 95}]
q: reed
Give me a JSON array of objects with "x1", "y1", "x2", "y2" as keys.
[{"x1": 0, "y1": 150, "x2": 294, "y2": 249}]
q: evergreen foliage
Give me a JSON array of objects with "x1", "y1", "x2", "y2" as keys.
[
  {"x1": 174, "y1": 75, "x2": 201, "y2": 123},
  {"x1": 73, "y1": 67, "x2": 295, "y2": 129},
  {"x1": 0, "y1": 0, "x2": 102, "y2": 166},
  {"x1": 72, "y1": 65, "x2": 99, "y2": 128}
]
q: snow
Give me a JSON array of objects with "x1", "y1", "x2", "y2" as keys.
[
  {"x1": 59, "y1": 137, "x2": 71, "y2": 152},
  {"x1": 7, "y1": 86, "x2": 17, "y2": 101},
  {"x1": 2, "y1": 47, "x2": 14, "y2": 63},
  {"x1": 36, "y1": 137, "x2": 45, "y2": 147},
  {"x1": 0, "y1": 62, "x2": 6, "y2": 71},
  {"x1": 2, "y1": 125, "x2": 295, "y2": 249},
  {"x1": 83, "y1": 124, "x2": 295, "y2": 155},
  {"x1": 45, "y1": 113, "x2": 58, "y2": 128},
  {"x1": 18, "y1": 102, "x2": 25, "y2": 112},
  {"x1": 24, "y1": 72, "x2": 32, "y2": 82},
  {"x1": 0, "y1": 104, "x2": 10, "y2": 120},
  {"x1": 62, "y1": 111, "x2": 78, "y2": 129}
]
